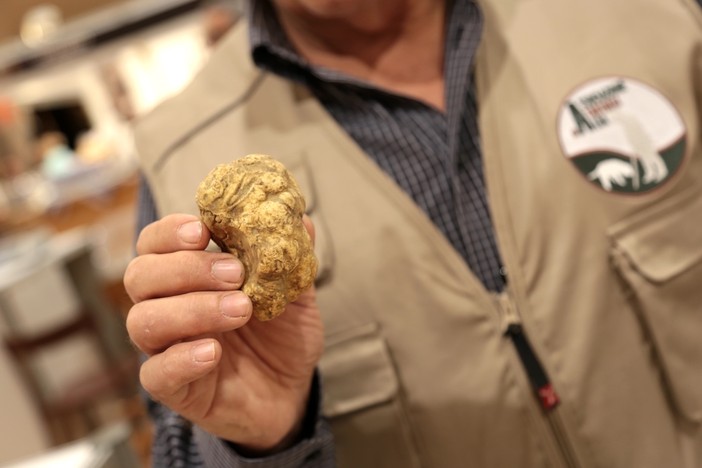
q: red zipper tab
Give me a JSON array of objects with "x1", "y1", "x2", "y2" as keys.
[
  {"x1": 505, "y1": 323, "x2": 560, "y2": 411},
  {"x1": 538, "y1": 383, "x2": 560, "y2": 411}
]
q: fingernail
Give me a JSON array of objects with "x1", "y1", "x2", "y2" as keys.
[
  {"x1": 212, "y1": 259, "x2": 244, "y2": 283},
  {"x1": 177, "y1": 221, "x2": 202, "y2": 244},
  {"x1": 220, "y1": 292, "x2": 252, "y2": 318},
  {"x1": 192, "y1": 342, "x2": 215, "y2": 363}
]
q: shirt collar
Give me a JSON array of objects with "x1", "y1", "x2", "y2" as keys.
[
  {"x1": 243, "y1": 0, "x2": 480, "y2": 96},
  {"x1": 245, "y1": 0, "x2": 313, "y2": 80}
]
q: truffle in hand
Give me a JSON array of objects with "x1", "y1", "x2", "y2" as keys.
[{"x1": 196, "y1": 154, "x2": 317, "y2": 321}]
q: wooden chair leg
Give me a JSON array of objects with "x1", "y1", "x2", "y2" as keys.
[
  {"x1": 46, "y1": 416, "x2": 64, "y2": 446},
  {"x1": 48, "y1": 413, "x2": 73, "y2": 446},
  {"x1": 81, "y1": 406, "x2": 101, "y2": 433}
]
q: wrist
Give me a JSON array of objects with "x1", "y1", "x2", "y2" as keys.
[
  {"x1": 226, "y1": 371, "x2": 321, "y2": 457},
  {"x1": 231, "y1": 418, "x2": 304, "y2": 458}
]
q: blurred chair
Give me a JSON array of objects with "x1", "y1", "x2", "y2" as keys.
[
  {"x1": 90, "y1": 203, "x2": 137, "y2": 319},
  {"x1": 0, "y1": 230, "x2": 143, "y2": 447}
]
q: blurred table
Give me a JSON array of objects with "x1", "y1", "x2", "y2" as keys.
[
  {"x1": 0, "y1": 159, "x2": 139, "y2": 236},
  {"x1": 40, "y1": 165, "x2": 139, "y2": 234},
  {"x1": 0, "y1": 160, "x2": 139, "y2": 316},
  {"x1": 0, "y1": 422, "x2": 140, "y2": 468}
]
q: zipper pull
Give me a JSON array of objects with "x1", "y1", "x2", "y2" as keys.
[{"x1": 505, "y1": 323, "x2": 560, "y2": 411}]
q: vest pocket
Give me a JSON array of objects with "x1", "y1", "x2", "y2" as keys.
[
  {"x1": 608, "y1": 188, "x2": 702, "y2": 424},
  {"x1": 319, "y1": 323, "x2": 421, "y2": 468}
]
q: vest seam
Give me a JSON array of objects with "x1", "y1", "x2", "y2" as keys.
[{"x1": 152, "y1": 71, "x2": 268, "y2": 173}]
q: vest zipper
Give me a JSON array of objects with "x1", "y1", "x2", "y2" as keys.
[
  {"x1": 498, "y1": 295, "x2": 581, "y2": 468},
  {"x1": 548, "y1": 408, "x2": 582, "y2": 468}
]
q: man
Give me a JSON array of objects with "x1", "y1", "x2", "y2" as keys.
[{"x1": 125, "y1": 0, "x2": 702, "y2": 466}]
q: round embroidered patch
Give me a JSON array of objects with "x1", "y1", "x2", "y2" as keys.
[{"x1": 557, "y1": 77, "x2": 686, "y2": 194}]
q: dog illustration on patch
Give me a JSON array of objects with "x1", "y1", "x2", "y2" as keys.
[{"x1": 587, "y1": 112, "x2": 669, "y2": 192}]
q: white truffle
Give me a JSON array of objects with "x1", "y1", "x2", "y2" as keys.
[{"x1": 196, "y1": 154, "x2": 317, "y2": 320}]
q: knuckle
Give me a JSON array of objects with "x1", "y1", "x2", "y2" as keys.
[
  {"x1": 157, "y1": 356, "x2": 183, "y2": 399},
  {"x1": 125, "y1": 302, "x2": 155, "y2": 352},
  {"x1": 123, "y1": 256, "x2": 144, "y2": 301},
  {"x1": 174, "y1": 294, "x2": 214, "y2": 335},
  {"x1": 182, "y1": 293, "x2": 203, "y2": 321},
  {"x1": 171, "y1": 262, "x2": 195, "y2": 290},
  {"x1": 140, "y1": 355, "x2": 179, "y2": 402},
  {"x1": 138, "y1": 360, "x2": 154, "y2": 388},
  {"x1": 135, "y1": 223, "x2": 154, "y2": 255},
  {"x1": 174, "y1": 251, "x2": 208, "y2": 290},
  {"x1": 139, "y1": 363, "x2": 163, "y2": 398},
  {"x1": 140, "y1": 311, "x2": 159, "y2": 352},
  {"x1": 124, "y1": 304, "x2": 140, "y2": 339}
]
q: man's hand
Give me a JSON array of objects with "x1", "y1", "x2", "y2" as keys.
[{"x1": 124, "y1": 213, "x2": 324, "y2": 453}]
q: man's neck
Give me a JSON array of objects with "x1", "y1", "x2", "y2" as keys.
[{"x1": 273, "y1": 0, "x2": 447, "y2": 110}]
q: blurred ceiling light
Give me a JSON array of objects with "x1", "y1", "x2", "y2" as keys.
[{"x1": 20, "y1": 4, "x2": 63, "y2": 48}]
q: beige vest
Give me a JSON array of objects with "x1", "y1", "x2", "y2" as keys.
[{"x1": 135, "y1": 1, "x2": 702, "y2": 466}]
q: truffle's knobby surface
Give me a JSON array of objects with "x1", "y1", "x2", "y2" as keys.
[{"x1": 196, "y1": 154, "x2": 317, "y2": 321}]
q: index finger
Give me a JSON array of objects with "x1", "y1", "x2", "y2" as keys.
[{"x1": 137, "y1": 213, "x2": 211, "y2": 255}]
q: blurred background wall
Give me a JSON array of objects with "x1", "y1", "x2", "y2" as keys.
[
  {"x1": 0, "y1": 0, "x2": 126, "y2": 42},
  {"x1": 0, "y1": 1, "x2": 240, "y2": 465}
]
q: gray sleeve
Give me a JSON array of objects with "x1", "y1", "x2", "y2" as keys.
[
  {"x1": 148, "y1": 381, "x2": 335, "y2": 468},
  {"x1": 137, "y1": 175, "x2": 336, "y2": 467},
  {"x1": 193, "y1": 420, "x2": 335, "y2": 467},
  {"x1": 148, "y1": 363, "x2": 335, "y2": 468}
]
